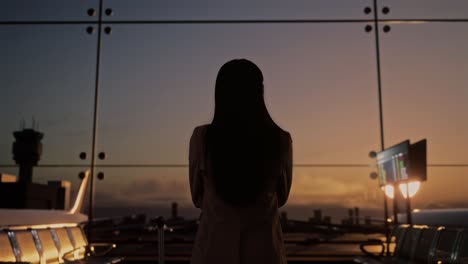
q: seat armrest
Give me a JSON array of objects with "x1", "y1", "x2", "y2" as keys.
[
  {"x1": 62, "y1": 242, "x2": 116, "y2": 261},
  {"x1": 359, "y1": 239, "x2": 385, "y2": 258},
  {"x1": 88, "y1": 242, "x2": 117, "y2": 257},
  {"x1": 63, "y1": 247, "x2": 86, "y2": 262}
]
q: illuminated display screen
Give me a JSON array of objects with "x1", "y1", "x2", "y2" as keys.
[
  {"x1": 397, "y1": 154, "x2": 409, "y2": 180},
  {"x1": 377, "y1": 152, "x2": 409, "y2": 186},
  {"x1": 376, "y1": 141, "x2": 410, "y2": 186}
]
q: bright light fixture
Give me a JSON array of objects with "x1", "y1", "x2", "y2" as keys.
[
  {"x1": 399, "y1": 181, "x2": 421, "y2": 198},
  {"x1": 382, "y1": 184, "x2": 395, "y2": 199}
]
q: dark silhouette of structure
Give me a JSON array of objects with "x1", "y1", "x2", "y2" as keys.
[
  {"x1": 171, "y1": 202, "x2": 179, "y2": 219},
  {"x1": 12, "y1": 128, "x2": 43, "y2": 184},
  {"x1": 354, "y1": 207, "x2": 360, "y2": 225},
  {"x1": 365, "y1": 216, "x2": 372, "y2": 226},
  {"x1": 314, "y1": 209, "x2": 323, "y2": 223},
  {"x1": 348, "y1": 208, "x2": 354, "y2": 225},
  {"x1": 0, "y1": 128, "x2": 70, "y2": 209},
  {"x1": 309, "y1": 209, "x2": 323, "y2": 224}
]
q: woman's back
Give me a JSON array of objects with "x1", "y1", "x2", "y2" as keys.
[{"x1": 189, "y1": 124, "x2": 292, "y2": 264}]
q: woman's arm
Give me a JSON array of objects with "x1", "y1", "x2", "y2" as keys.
[
  {"x1": 278, "y1": 132, "x2": 293, "y2": 207},
  {"x1": 189, "y1": 126, "x2": 204, "y2": 208}
]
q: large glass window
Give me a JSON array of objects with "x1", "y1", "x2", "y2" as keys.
[
  {"x1": 377, "y1": 0, "x2": 468, "y2": 20},
  {"x1": 93, "y1": 168, "x2": 193, "y2": 218},
  {"x1": 286, "y1": 167, "x2": 383, "y2": 221},
  {"x1": 380, "y1": 22, "x2": 468, "y2": 164},
  {"x1": 1, "y1": 0, "x2": 468, "y2": 234},
  {"x1": 0, "y1": 0, "x2": 99, "y2": 22},
  {"x1": 411, "y1": 168, "x2": 468, "y2": 209},
  {"x1": 0, "y1": 25, "x2": 97, "y2": 166},
  {"x1": 0, "y1": 167, "x2": 90, "y2": 210},
  {"x1": 97, "y1": 23, "x2": 380, "y2": 165},
  {"x1": 102, "y1": 0, "x2": 373, "y2": 21},
  {"x1": 95, "y1": 22, "x2": 381, "y2": 218}
]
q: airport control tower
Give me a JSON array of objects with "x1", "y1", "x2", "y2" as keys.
[
  {"x1": 12, "y1": 128, "x2": 43, "y2": 184},
  {"x1": 0, "y1": 128, "x2": 70, "y2": 209}
]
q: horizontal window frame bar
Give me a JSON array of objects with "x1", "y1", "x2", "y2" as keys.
[
  {"x1": 1, "y1": 164, "x2": 468, "y2": 168},
  {"x1": 2, "y1": 18, "x2": 468, "y2": 25}
]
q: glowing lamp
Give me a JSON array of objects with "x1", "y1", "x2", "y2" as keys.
[
  {"x1": 382, "y1": 184, "x2": 395, "y2": 199},
  {"x1": 399, "y1": 181, "x2": 421, "y2": 198}
]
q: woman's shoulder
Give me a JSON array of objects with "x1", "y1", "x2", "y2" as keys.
[
  {"x1": 276, "y1": 126, "x2": 292, "y2": 143},
  {"x1": 191, "y1": 124, "x2": 210, "y2": 143},
  {"x1": 189, "y1": 125, "x2": 210, "y2": 162},
  {"x1": 192, "y1": 124, "x2": 210, "y2": 136}
]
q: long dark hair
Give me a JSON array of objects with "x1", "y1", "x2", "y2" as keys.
[{"x1": 207, "y1": 59, "x2": 283, "y2": 206}]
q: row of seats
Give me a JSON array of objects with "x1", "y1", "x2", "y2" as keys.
[
  {"x1": 355, "y1": 224, "x2": 468, "y2": 264},
  {"x1": 0, "y1": 225, "x2": 120, "y2": 264}
]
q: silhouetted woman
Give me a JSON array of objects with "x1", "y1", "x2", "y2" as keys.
[{"x1": 189, "y1": 59, "x2": 293, "y2": 264}]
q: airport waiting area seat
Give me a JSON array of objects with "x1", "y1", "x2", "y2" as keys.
[
  {"x1": 0, "y1": 225, "x2": 122, "y2": 264},
  {"x1": 354, "y1": 224, "x2": 468, "y2": 264}
]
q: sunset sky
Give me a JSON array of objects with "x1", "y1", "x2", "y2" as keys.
[{"x1": 1, "y1": 1, "x2": 468, "y2": 221}]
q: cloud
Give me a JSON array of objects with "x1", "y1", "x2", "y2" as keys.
[
  {"x1": 96, "y1": 177, "x2": 191, "y2": 207},
  {"x1": 287, "y1": 169, "x2": 382, "y2": 209},
  {"x1": 91, "y1": 169, "x2": 389, "y2": 221},
  {"x1": 93, "y1": 167, "x2": 384, "y2": 211}
]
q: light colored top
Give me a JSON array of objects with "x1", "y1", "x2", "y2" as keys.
[{"x1": 189, "y1": 124, "x2": 293, "y2": 264}]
